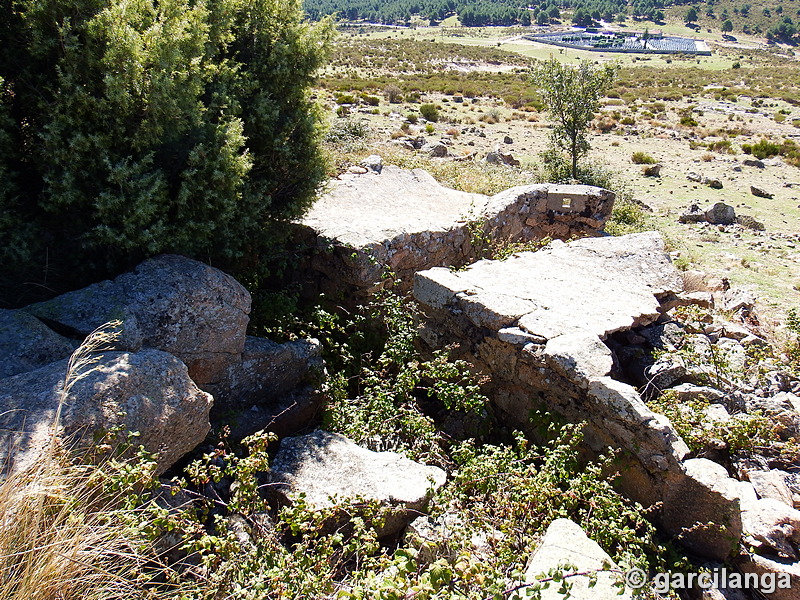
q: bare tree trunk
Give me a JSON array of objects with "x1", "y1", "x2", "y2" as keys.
[{"x1": 571, "y1": 138, "x2": 579, "y2": 180}]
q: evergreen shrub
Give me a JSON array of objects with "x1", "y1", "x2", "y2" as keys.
[{"x1": 0, "y1": 0, "x2": 332, "y2": 304}]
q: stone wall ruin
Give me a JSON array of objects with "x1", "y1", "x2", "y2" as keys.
[{"x1": 292, "y1": 164, "x2": 615, "y2": 299}]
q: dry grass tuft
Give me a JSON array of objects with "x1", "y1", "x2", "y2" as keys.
[
  {"x1": 0, "y1": 321, "x2": 179, "y2": 600},
  {"x1": 0, "y1": 458, "x2": 160, "y2": 600}
]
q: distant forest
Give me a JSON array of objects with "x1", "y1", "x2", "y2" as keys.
[{"x1": 303, "y1": 0, "x2": 667, "y2": 27}]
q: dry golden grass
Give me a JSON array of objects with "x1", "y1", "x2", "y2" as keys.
[
  {"x1": 0, "y1": 458, "x2": 157, "y2": 600},
  {"x1": 0, "y1": 322, "x2": 180, "y2": 600}
]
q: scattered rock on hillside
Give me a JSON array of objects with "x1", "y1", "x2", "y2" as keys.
[
  {"x1": 422, "y1": 141, "x2": 448, "y2": 157},
  {"x1": 679, "y1": 203, "x2": 707, "y2": 223},
  {"x1": 391, "y1": 138, "x2": 416, "y2": 151},
  {"x1": 745, "y1": 392, "x2": 800, "y2": 439},
  {"x1": 269, "y1": 430, "x2": 446, "y2": 537},
  {"x1": 503, "y1": 135, "x2": 513, "y2": 144},
  {"x1": 737, "y1": 214, "x2": 766, "y2": 231},
  {"x1": 0, "y1": 349, "x2": 212, "y2": 475},
  {"x1": 743, "y1": 158, "x2": 765, "y2": 169},
  {"x1": 485, "y1": 150, "x2": 520, "y2": 166},
  {"x1": 750, "y1": 185, "x2": 774, "y2": 199},
  {"x1": 741, "y1": 497, "x2": 800, "y2": 558},
  {"x1": 668, "y1": 383, "x2": 725, "y2": 403},
  {"x1": 747, "y1": 470, "x2": 795, "y2": 507},
  {"x1": 735, "y1": 553, "x2": 800, "y2": 600},
  {"x1": 644, "y1": 355, "x2": 688, "y2": 393},
  {"x1": 0, "y1": 309, "x2": 76, "y2": 378},
  {"x1": 687, "y1": 170, "x2": 723, "y2": 188},
  {"x1": 642, "y1": 163, "x2": 662, "y2": 177},
  {"x1": 679, "y1": 271, "x2": 727, "y2": 296},
  {"x1": 361, "y1": 155, "x2": 383, "y2": 173},
  {"x1": 705, "y1": 202, "x2": 736, "y2": 225},
  {"x1": 514, "y1": 519, "x2": 631, "y2": 600},
  {"x1": 721, "y1": 287, "x2": 756, "y2": 313},
  {"x1": 24, "y1": 255, "x2": 251, "y2": 387}
]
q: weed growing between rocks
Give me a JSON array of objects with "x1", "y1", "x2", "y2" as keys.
[
  {"x1": 605, "y1": 200, "x2": 652, "y2": 236},
  {"x1": 341, "y1": 427, "x2": 668, "y2": 600},
  {"x1": 638, "y1": 303, "x2": 800, "y2": 465},
  {"x1": 785, "y1": 308, "x2": 800, "y2": 371},
  {"x1": 257, "y1": 291, "x2": 689, "y2": 593},
  {"x1": 648, "y1": 389, "x2": 776, "y2": 455},
  {"x1": 262, "y1": 289, "x2": 490, "y2": 465}
]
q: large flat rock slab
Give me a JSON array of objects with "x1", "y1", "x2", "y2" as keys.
[
  {"x1": 269, "y1": 430, "x2": 446, "y2": 537},
  {"x1": 415, "y1": 231, "x2": 682, "y2": 340},
  {"x1": 294, "y1": 165, "x2": 614, "y2": 296},
  {"x1": 304, "y1": 166, "x2": 488, "y2": 249}
]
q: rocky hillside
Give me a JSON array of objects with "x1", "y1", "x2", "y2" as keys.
[{"x1": 3, "y1": 162, "x2": 800, "y2": 599}]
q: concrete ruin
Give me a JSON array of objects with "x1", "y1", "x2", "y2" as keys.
[
  {"x1": 287, "y1": 164, "x2": 795, "y2": 564},
  {"x1": 293, "y1": 165, "x2": 614, "y2": 298},
  {"x1": 414, "y1": 233, "x2": 688, "y2": 492},
  {"x1": 412, "y1": 232, "x2": 749, "y2": 560}
]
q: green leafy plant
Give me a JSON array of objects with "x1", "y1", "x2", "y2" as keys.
[
  {"x1": 420, "y1": 103, "x2": 440, "y2": 122},
  {"x1": 320, "y1": 290, "x2": 489, "y2": 464},
  {"x1": 785, "y1": 308, "x2": 800, "y2": 371},
  {"x1": 648, "y1": 391, "x2": 776, "y2": 455},
  {"x1": 631, "y1": 151, "x2": 656, "y2": 164}
]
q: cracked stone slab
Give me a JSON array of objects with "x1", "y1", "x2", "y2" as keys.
[
  {"x1": 415, "y1": 232, "x2": 682, "y2": 342},
  {"x1": 414, "y1": 232, "x2": 694, "y2": 528},
  {"x1": 269, "y1": 430, "x2": 446, "y2": 537},
  {"x1": 303, "y1": 166, "x2": 489, "y2": 250}
]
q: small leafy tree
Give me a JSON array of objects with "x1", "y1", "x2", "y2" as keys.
[
  {"x1": 685, "y1": 6, "x2": 698, "y2": 23},
  {"x1": 531, "y1": 58, "x2": 618, "y2": 180}
]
